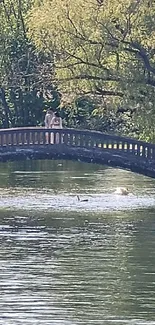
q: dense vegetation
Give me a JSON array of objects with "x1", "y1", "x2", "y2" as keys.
[{"x1": 0, "y1": 0, "x2": 155, "y2": 140}]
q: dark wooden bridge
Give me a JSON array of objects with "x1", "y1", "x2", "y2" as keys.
[{"x1": 0, "y1": 127, "x2": 155, "y2": 178}]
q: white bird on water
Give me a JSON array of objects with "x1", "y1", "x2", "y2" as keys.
[{"x1": 114, "y1": 187, "x2": 129, "y2": 195}]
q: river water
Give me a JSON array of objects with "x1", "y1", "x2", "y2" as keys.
[{"x1": 0, "y1": 159, "x2": 155, "y2": 325}]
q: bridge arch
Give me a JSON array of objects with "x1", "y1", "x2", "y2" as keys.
[{"x1": 0, "y1": 127, "x2": 155, "y2": 178}]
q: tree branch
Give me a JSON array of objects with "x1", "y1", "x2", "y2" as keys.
[
  {"x1": 95, "y1": 86, "x2": 124, "y2": 97},
  {"x1": 59, "y1": 49, "x2": 110, "y2": 72},
  {"x1": 122, "y1": 41, "x2": 155, "y2": 75},
  {"x1": 58, "y1": 74, "x2": 119, "y2": 82}
]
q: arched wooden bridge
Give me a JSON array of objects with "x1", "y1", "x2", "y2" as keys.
[{"x1": 0, "y1": 127, "x2": 155, "y2": 178}]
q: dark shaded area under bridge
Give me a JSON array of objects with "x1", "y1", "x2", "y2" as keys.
[{"x1": 0, "y1": 127, "x2": 155, "y2": 178}]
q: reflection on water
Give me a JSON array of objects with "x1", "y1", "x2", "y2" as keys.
[{"x1": 0, "y1": 160, "x2": 155, "y2": 324}]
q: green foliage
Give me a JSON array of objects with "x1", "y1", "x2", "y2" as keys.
[
  {"x1": 0, "y1": 0, "x2": 60, "y2": 128},
  {"x1": 27, "y1": 0, "x2": 155, "y2": 140},
  {"x1": 59, "y1": 95, "x2": 136, "y2": 137},
  {"x1": 1, "y1": 0, "x2": 155, "y2": 141}
]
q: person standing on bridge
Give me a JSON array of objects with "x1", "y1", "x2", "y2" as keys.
[
  {"x1": 44, "y1": 109, "x2": 55, "y2": 143},
  {"x1": 44, "y1": 109, "x2": 55, "y2": 128},
  {"x1": 50, "y1": 112, "x2": 62, "y2": 129},
  {"x1": 50, "y1": 111, "x2": 63, "y2": 144}
]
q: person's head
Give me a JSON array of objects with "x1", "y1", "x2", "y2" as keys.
[
  {"x1": 55, "y1": 111, "x2": 60, "y2": 118},
  {"x1": 47, "y1": 109, "x2": 54, "y2": 115}
]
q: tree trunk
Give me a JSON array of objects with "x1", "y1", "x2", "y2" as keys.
[{"x1": 0, "y1": 87, "x2": 13, "y2": 128}]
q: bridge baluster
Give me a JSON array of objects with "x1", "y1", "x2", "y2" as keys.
[
  {"x1": 123, "y1": 142, "x2": 126, "y2": 151},
  {"x1": 57, "y1": 131, "x2": 62, "y2": 144},
  {"x1": 140, "y1": 145, "x2": 144, "y2": 157},
  {"x1": 133, "y1": 144, "x2": 137, "y2": 155},
  {"x1": 111, "y1": 141, "x2": 115, "y2": 150},
  {"x1": 152, "y1": 147, "x2": 155, "y2": 159},
  {"x1": 63, "y1": 133, "x2": 69, "y2": 145},
  {"x1": 116, "y1": 141, "x2": 119, "y2": 149},
  {"x1": 90, "y1": 137, "x2": 95, "y2": 147},
  {"x1": 1, "y1": 134, "x2": 4, "y2": 146},
  {"x1": 87, "y1": 135, "x2": 92, "y2": 147},
  {"x1": 94, "y1": 139, "x2": 97, "y2": 147},
  {"x1": 17, "y1": 132, "x2": 21, "y2": 145},
  {"x1": 18, "y1": 132, "x2": 21, "y2": 145},
  {"x1": 111, "y1": 141, "x2": 115, "y2": 149},
  {"x1": 74, "y1": 134, "x2": 79, "y2": 146},
  {"x1": 20, "y1": 132, "x2": 24, "y2": 145},
  {"x1": 35, "y1": 131, "x2": 41, "y2": 145},
  {"x1": 2, "y1": 134, "x2": 6, "y2": 145},
  {"x1": 19, "y1": 132, "x2": 23, "y2": 145},
  {"x1": 7, "y1": 133, "x2": 10, "y2": 145},
  {"x1": 53, "y1": 132, "x2": 58, "y2": 144},
  {"x1": 42, "y1": 131, "x2": 46, "y2": 145},
  {"x1": 12, "y1": 132, "x2": 16, "y2": 146},
  {"x1": 143, "y1": 146, "x2": 147, "y2": 158},
  {"x1": 17, "y1": 132, "x2": 20, "y2": 145},
  {"x1": 107, "y1": 141, "x2": 112, "y2": 149},
  {"x1": 38, "y1": 131, "x2": 43, "y2": 144},
  {"x1": 31, "y1": 131, "x2": 35, "y2": 144},
  {"x1": 84, "y1": 135, "x2": 88, "y2": 147},
  {"x1": 83, "y1": 134, "x2": 89, "y2": 147},
  {"x1": 13, "y1": 132, "x2": 16, "y2": 145},
  {"x1": 80, "y1": 134, "x2": 84, "y2": 147},
  {"x1": 124, "y1": 142, "x2": 128, "y2": 151},
  {"x1": 119, "y1": 142, "x2": 122, "y2": 150},
  {"x1": 123, "y1": 142, "x2": 127, "y2": 152},
  {"x1": 126, "y1": 142, "x2": 131, "y2": 152},
  {"x1": 12, "y1": 133, "x2": 16, "y2": 145},
  {"x1": 56, "y1": 131, "x2": 59, "y2": 144},
  {"x1": 26, "y1": 132, "x2": 30, "y2": 145},
  {"x1": 129, "y1": 143, "x2": 132, "y2": 153},
  {"x1": 144, "y1": 147, "x2": 148, "y2": 157},
  {"x1": 100, "y1": 140, "x2": 103, "y2": 148},
  {"x1": 46, "y1": 131, "x2": 50, "y2": 144},
  {"x1": 147, "y1": 147, "x2": 153, "y2": 159},
  {"x1": 137, "y1": 144, "x2": 140, "y2": 156},
  {"x1": 95, "y1": 138, "x2": 101, "y2": 148},
  {"x1": 122, "y1": 142, "x2": 125, "y2": 150},
  {"x1": 5, "y1": 133, "x2": 10, "y2": 145},
  {"x1": 127, "y1": 143, "x2": 131, "y2": 152},
  {"x1": 5, "y1": 134, "x2": 9, "y2": 145},
  {"x1": 69, "y1": 133, "x2": 74, "y2": 145}
]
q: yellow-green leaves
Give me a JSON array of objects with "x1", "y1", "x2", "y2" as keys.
[{"x1": 27, "y1": 0, "x2": 155, "y2": 125}]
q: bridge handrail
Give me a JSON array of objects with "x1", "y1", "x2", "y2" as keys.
[
  {"x1": 0, "y1": 126, "x2": 154, "y2": 147},
  {"x1": 0, "y1": 127, "x2": 154, "y2": 159}
]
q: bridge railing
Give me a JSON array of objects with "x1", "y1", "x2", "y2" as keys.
[{"x1": 0, "y1": 127, "x2": 155, "y2": 159}]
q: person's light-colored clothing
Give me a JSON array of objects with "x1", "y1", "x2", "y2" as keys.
[
  {"x1": 50, "y1": 116, "x2": 63, "y2": 144},
  {"x1": 45, "y1": 111, "x2": 54, "y2": 144},
  {"x1": 45, "y1": 111, "x2": 54, "y2": 128},
  {"x1": 50, "y1": 116, "x2": 62, "y2": 129}
]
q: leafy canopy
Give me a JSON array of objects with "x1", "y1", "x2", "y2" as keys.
[{"x1": 27, "y1": 0, "x2": 155, "y2": 138}]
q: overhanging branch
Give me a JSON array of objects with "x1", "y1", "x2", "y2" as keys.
[
  {"x1": 95, "y1": 86, "x2": 124, "y2": 97},
  {"x1": 58, "y1": 74, "x2": 119, "y2": 82}
]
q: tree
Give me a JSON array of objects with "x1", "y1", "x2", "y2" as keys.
[
  {"x1": 0, "y1": 0, "x2": 60, "y2": 128},
  {"x1": 28, "y1": 0, "x2": 155, "y2": 139}
]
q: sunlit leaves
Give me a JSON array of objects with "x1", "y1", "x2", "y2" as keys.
[{"x1": 28, "y1": 0, "x2": 155, "y2": 88}]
